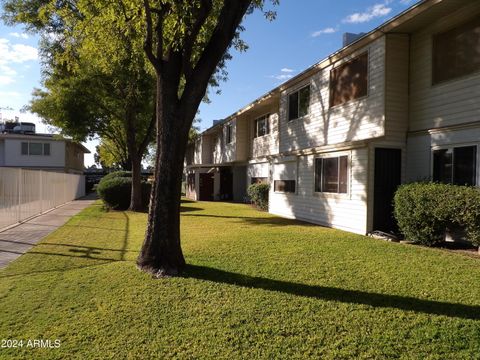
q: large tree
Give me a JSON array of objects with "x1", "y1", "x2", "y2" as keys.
[
  {"x1": 138, "y1": 0, "x2": 277, "y2": 276},
  {"x1": 2, "y1": 0, "x2": 278, "y2": 275}
]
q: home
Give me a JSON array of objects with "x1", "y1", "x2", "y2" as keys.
[
  {"x1": 185, "y1": 0, "x2": 480, "y2": 236},
  {"x1": 0, "y1": 122, "x2": 90, "y2": 174}
]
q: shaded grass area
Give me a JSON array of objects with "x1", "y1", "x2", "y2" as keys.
[{"x1": 1, "y1": 200, "x2": 480, "y2": 359}]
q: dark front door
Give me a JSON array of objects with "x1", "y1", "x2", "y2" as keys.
[
  {"x1": 219, "y1": 168, "x2": 233, "y2": 201},
  {"x1": 199, "y1": 173, "x2": 214, "y2": 201},
  {"x1": 373, "y1": 148, "x2": 401, "y2": 233}
]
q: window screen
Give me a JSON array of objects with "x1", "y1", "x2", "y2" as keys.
[
  {"x1": 433, "y1": 17, "x2": 480, "y2": 84},
  {"x1": 21, "y1": 142, "x2": 28, "y2": 155},
  {"x1": 254, "y1": 115, "x2": 270, "y2": 138},
  {"x1": 274, "y1": 180, "x2": 296, "y2": 193},
  {"x1": 330, "y1": 52, "x2": 368, "y2": 107},
  {"x1": 43, "y1": 143, "x2": 51, "y2": 156},
  {"x1": 433, "y1": 146, "x2": 476, "y2": 185},
  {"x1": 288, "y1": 85, "x2": 310, "y2": 121},
  {"x1": 29, "y1": 143, "x2": 43, "y2": 155},
  {"x1": 226, "y1": 125, "x2": 233, "y2": 144},
  {"x1": 315, "y1": 156, "x2": 349, "y2": 193}
]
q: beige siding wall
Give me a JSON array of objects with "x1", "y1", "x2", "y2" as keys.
[
  {"x1": 213, "y1": 119, "x2": 236, "y2": 164},
  {"x1": 247, "y1": 162, "x2": 270, "y2": 185},
  {"x1": 193, "y1": 138, "x2": 202, "y2": 165},
  {"x1": 236, "y1": 116, "x2": 249, "y2": 161},
  {"x1": 269, "y1": 148, "x2": 369, "y2": 234},
  {"x1": 409, "y1": 2, "x2": 480, "y2": 132},
  {"x1": 384, "y1": 34, "x2": 409, "y2": 144},
  {"x1": 279, "y1": 37, "x2": 386, "y2": 154},
  {"x1": 251, "y1": 112, "x2": 279, "y2": 158}
]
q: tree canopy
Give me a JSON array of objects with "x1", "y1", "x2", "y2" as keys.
[{"x1": 2, "y1": 0, "x2": 279, "y2": 275}]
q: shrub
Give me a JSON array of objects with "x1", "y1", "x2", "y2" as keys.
[
  {"x1": 394, "y1": 182, "x2": 480, "y2": 247},
  {"x1": 97, "y1": 177, "x2": 152, "y2": 211},
  {"x1": 247, "y1": 183, "x2": 270, "y2": 211},
  {"x1": 99, "y1": 171, "x2": 132, "y2": 185}
]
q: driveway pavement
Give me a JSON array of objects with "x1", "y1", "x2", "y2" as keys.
[{"x1": 0, "y1": 194, "x2": 97, "y2": 269}]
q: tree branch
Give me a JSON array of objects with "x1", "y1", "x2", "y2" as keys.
[
  {"x1": 179, "y1": 0, "x2": 252, "y2": 128},
  {"x1": 182, "y1": 0, "x2": 213, "y2": 79},
  {"x1": 143, "y1": 0, "x2": 159, "y2": 71}
]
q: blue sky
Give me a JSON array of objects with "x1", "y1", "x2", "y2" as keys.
[{"x1": 0, "y1": 0, "x2": 418, "y2": 166}]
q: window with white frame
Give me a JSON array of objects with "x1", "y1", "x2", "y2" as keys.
[
  {"x1": 433, "y1": 145, "x2": 477, "y2": 186},
  {"x1": 288, "y1": 85, "x2": 310, "y2": 121},
  {"x1": 254, "y1": 114, "x2": 270, "y2": 138},
  {"x1": 21, "y1": 142, "x2": 51, "y2": 156},
  {"x1": 314, "y1": 155, "x2": 348, "y2": 193}
]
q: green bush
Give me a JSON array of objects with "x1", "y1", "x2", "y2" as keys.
[
  {"x1": 394, "y1": 182, "x2": 480, "y2": 247},
  {"x1": 97, "y1": 177, "x2": 152, "y2": 210},
  {"x1": 99, "y1": 171, "x2": 132, "y2": 185},
  {"x1": 247, "y1": 183, "x2": 270, "y2": 211}
]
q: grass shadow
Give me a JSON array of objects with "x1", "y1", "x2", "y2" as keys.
[
  {"x1": 180, "y1": 206, "x2": 204, "y2": 213},
  {"x1": 184, "y1": 264, "x2": 480, "y2": 321},
  {"x1": 182, "y1": 213, "x2": 316, "y2": 227}
]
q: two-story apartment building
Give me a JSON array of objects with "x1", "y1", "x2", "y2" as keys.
[
  {"x1": 186, "y1": 0, "x2": 480, "y2": 236},
  {"x1": 0, "y1": 127, "x2": 90, "y2": 174}
]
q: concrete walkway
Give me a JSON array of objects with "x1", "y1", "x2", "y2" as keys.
[{"x1": 0, "y1": 193, "x2": 97, "y2": 269}]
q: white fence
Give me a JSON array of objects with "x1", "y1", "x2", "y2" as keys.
[{"x1": 0, "y1": 167, "x2": 85, "y2": 230}]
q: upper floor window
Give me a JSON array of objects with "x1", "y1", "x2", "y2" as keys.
[
  {"x1": 433, "y1": 145, "x2": 477, "y2": 186},
  {"x1": 330, "y1": 52, "x2": 368, "y2": 107},
  {"x1": 314, "y1": 156, "x2": 348, "y2": 193},
  {"x1": 21, "y1": 142, "x2": 51, "y2": 156},
  {"x1": 433, "y1": 17, "x2": 480, "y2": 84},
  {"x1": 254, "y1": 114, "x2": 270, "y2": 138},
  {"x1": 226, "y1": 124, "x2": 233, "y2": 144},
  {"x1": 288, "y1": 85, "x2": 310, "y2": 121}
]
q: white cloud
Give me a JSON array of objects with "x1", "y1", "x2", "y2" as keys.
[
  {"x1": 275, "y1": 74, "x2": 293, "y2": 80},
  {"x1": 0, "y1": 38, "x2": 38, "y2": 86},
  {"x1": 9, "y1": 32, "x2": 29, "y2": 39},
  {"x1": 343, "y1": 3, "x2": 392, "y2": 24},
  {"x1": 269, "y1": 68, "x2": 298, "y2": 82},
  {"x1": 311, "y1": 27, "x2": 337, "y2": 37}
]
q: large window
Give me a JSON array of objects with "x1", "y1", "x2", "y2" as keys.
[
  {"x1": 433, "y1": 145, "x2": 477, "y2": 186},
  {"x1": 21, "y1": 142, "x2": 51, "y2": 156},
  {"x1": 433, "y1": 17, "x2": 480, "y2": 84},
  {"x1": 288, "y1": 85, "x2": 310, "y2": 121},
  {"x1": 330, "y1": 52, "x2": 368, "y2": 107},
  {"x1": 274, "y1": 180, "x2": 296, "y2": 193},
  {"x1": 254, "y1": 114, "x2": 270, "y2": 138},
  {"x1": 315, "y1": 156, "x2": 348, "y2": 193}
]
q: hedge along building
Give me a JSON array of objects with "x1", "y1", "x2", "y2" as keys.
[{"x1": 185, "y1": 0, "x2": 480, "y2": 235}]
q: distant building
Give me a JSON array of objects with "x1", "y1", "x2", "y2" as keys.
[{"x1": 0, "y1": 122, "x2": 90, "y2": 174}]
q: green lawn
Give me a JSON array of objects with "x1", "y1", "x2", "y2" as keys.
[{"x1": 1, "y1": 200, "x2": 480, "y2": 359}]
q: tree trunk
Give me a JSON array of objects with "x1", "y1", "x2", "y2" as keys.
[
  {"x1": 129, "y1": 152, "x2": 143, "y2": 211},
  {"x1": 137, "y1": 79, "x2": 187, "y2": 277}
]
